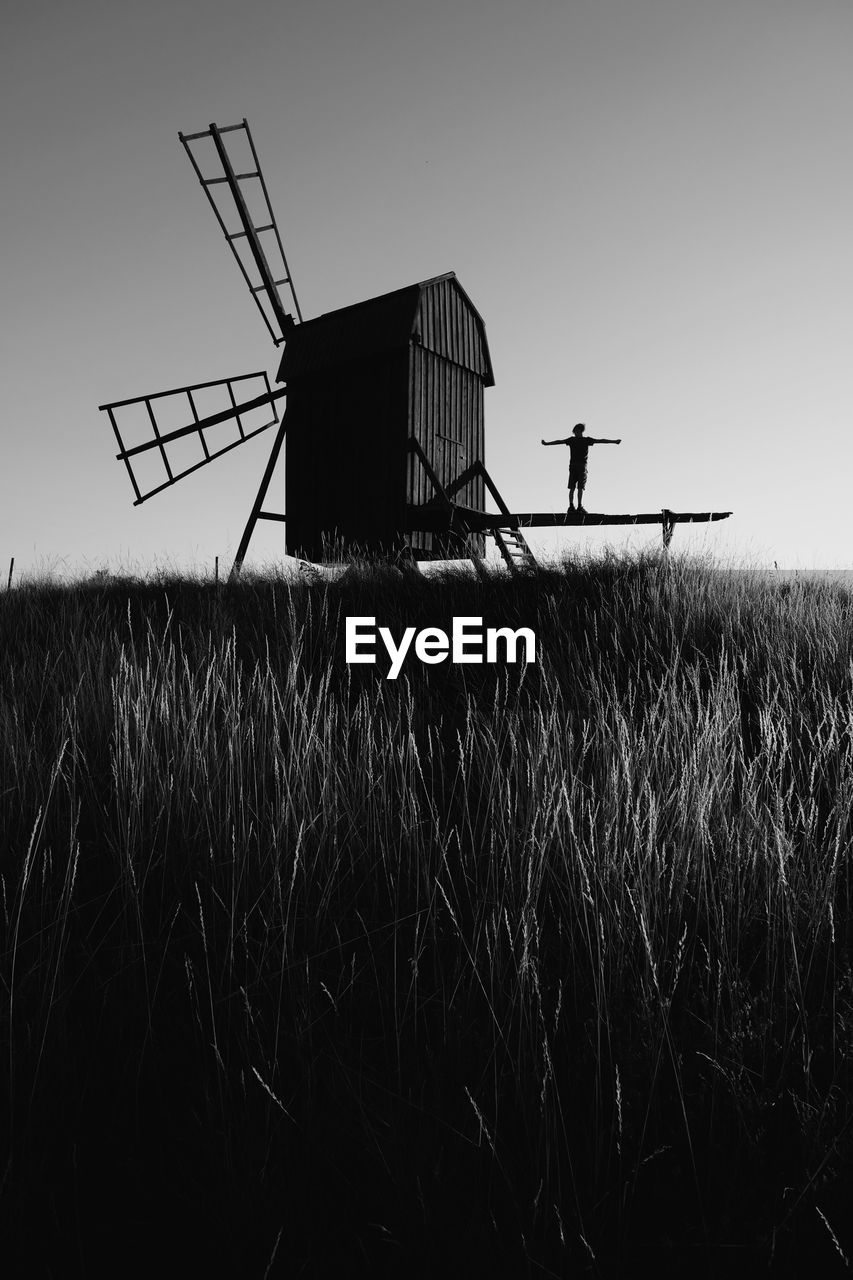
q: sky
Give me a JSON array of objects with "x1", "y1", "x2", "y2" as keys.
[{"x1": 2, "y1": 0, "x2": 852, "y2": 578}]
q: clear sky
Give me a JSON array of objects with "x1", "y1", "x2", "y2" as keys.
[{"x1": 3, "y1": 0, "x2": 852, "y2": 577}]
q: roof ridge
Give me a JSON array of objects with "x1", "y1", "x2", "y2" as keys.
[{"x1": 277, "y1": 274, "x2": 493, "y2": 385}]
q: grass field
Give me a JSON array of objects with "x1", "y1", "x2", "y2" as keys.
[{"x1": 2, "y1": 553, "x2": 852, "y2": 1277}]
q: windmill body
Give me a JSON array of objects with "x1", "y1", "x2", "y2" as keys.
[{"x1": 279, "y1": 273, "x2": 493, "y2": 561}]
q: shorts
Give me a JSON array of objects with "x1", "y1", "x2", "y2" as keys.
[{"x1": 568, "y1": 465, "x2": 587, "y2": 488}]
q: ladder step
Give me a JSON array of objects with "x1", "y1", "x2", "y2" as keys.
[
  {"x1": 228, "y1": 224, "x2": 275, "y2": 240},
  {"x1": 180, "y1": 123, "x2": 249, "y2": 140},
  {"x1": 202, "y1": 171, "x2": 260, "y2": 185},
  {"x1": 491, "y1": 526, "x2": 538, "y2": 572},
  {"x1": 251, "y1": 278, "x2": 291, "y2": 293}
]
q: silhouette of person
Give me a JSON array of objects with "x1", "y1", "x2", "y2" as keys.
[{"x1": 541, "y1": 423, "x2": 621, "y2": 513}]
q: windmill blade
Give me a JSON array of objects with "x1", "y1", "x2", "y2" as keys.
[
  {"x1": 179, "y1": 120, "x2": 303, "y2": 346},
  {"x1": 101, "y1": 372, "x2": 286, "y2": 504}
]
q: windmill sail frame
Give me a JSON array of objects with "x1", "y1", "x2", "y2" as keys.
[
  {"x1": 101, "y1": 372, "x2": 286, "y2": 504},
  {"x1": 179, "y1": 120, "x2": 303, "y2": 347}
]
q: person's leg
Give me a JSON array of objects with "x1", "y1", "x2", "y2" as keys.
[
  {"x1": 567, "y1": 480, "x2": 576, "y2": 512},
  {"x1": 577, "y1": 480, "x2": 586, "y2": 511}
]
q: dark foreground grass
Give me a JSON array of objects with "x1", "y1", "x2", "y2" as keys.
[{"x1": 2, "y1": 554, "x2": 853, "y2": 1277}]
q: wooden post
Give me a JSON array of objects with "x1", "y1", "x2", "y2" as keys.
[
  {"x1": 661, "y1": 509, "x2": 675, "y2": 551},
  {"x1": 7, "y1": 557, "x2": 13, "y2": 591},
  {"x1": 231, "y1": 412, "x2": 288, "y2": 579},
  {"x1": 215, "y1": 555, "x2": 219, "y2": 585}
]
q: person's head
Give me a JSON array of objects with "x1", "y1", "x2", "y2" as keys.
[{"x1": 572, "y1": 423, "x2": 585, "y2": 436}]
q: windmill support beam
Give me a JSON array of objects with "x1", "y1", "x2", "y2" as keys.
[
  {"x1": 230, "y1": 412, "x2": 289, "y2": 580},
  {"x1": 407, "y1": 504, "x2": 732, "y2": 535},
  {"x1": 403, "y1": 449, "x2": 537, "y2": 569},
  {"x1": 405, "y1": 435, "x2": 473, "y2": 558},
  {"x1": 406, "y1": 436, "x2": 453, "y2": 508}
]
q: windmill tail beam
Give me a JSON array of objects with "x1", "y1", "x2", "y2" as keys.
[
  {"x1": 406, "y1": 505, "x2": 732, "y2": 534},
  {"x1": 503, "y1": 510, "x2": 733, "y2": 529}
]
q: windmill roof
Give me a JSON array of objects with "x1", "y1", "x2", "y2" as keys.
[{"x1": 276, "y1": 272, "x2": 494, "y2": 386}]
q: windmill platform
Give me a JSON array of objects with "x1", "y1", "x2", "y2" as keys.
[
  {"x1": 406, "y1": 506, "x2": 731, "y2": 570},
  {"x1": 407, "y1": 504, "x2": 732, "y2": 534},
  {"x1": 403, "y1": 447, "x2": 731, "y2": 569}
]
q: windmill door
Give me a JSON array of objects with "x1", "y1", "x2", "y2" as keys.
[{"x1": 434, "y1": 433, "x2": 468, "y2": 491}]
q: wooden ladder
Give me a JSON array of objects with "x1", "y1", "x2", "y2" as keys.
[{"x1": 491, "y1": 526, "x2": 538, "y2": 573}]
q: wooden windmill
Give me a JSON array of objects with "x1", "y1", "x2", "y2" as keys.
[
  {"x1": 101, "y1": 120, "x2": 731, "y2": 575},
  {"x1": 100, "y1": 119, "x2": 536, "y2": 575}
]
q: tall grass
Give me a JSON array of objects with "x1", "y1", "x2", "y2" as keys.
[{"x1": 2, "y1": 555, "x2": 853, "y2": 1276}]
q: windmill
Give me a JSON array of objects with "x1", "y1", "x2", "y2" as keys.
[{"x1": 101, "y1": 121, "x2": 732, "y2": 575}]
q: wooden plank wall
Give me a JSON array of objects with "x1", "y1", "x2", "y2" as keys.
[
  {"x1": 415, "y1": 277, "x2": 492, "y2": 381},
  {"x1": 408, "y1": 276, "x2": 489, "y2": 553},
  {"x1": 407, "y1": 346, "x2": 485, "y2": 553}
]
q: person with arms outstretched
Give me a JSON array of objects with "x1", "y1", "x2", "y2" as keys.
[{"x1": 541, "y1": 423, "x2": 621, "y2": 513}]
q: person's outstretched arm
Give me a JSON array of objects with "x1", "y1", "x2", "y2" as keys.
[
  {"x1": 588, "y1": 437, "x2": 621, "y2": 444},
  {"x1": 541, "y1": 437, "x2": 571, "y2": 445}
]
